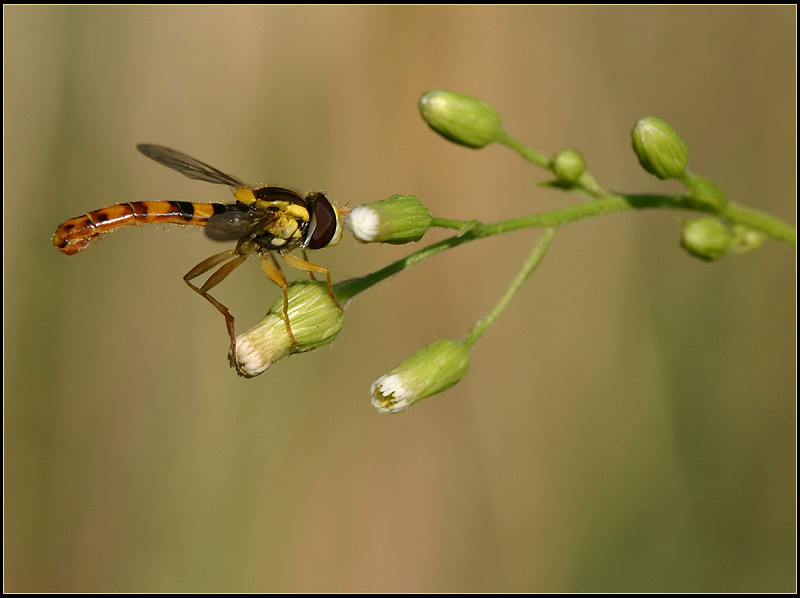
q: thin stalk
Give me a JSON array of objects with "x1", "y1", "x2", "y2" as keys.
[
  {"x1": 463, "y1": 227, "x2": 557, "y2": 350},
  {"x1": 335, "y1": 193, "x2": 795, "y2": 304},
  {"x1": 495, "y1": 130, "x2": 550, "y2": 168}
]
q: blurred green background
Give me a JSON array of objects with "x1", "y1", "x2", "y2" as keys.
[{"x1": 4, "y1": 5, "x2": 795, "y2": 592}]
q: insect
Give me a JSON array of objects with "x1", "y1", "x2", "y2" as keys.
[{"x1": 53, "y1": 144, "x2": 345, "y2": 376}]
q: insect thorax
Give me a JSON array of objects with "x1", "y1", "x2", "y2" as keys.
[{"x1": 251, "y1": 201, "x2": 310, "y2": 251}]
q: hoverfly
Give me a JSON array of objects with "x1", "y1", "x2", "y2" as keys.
[{"x1": 53, "y1": 144, "x2": 345, "y2": 376}]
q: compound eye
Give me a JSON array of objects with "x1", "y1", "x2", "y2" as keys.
[{"x1": 306, "y1": 193, "x2": 341, "y2": 249}]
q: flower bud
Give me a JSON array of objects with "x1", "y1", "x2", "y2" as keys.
[
  {"x1": 729, "y1": 224, "x2": 765, "y2": 255},
  {"x1": 551, "y1": 148, "x2": 587, "y2": 185},
  {"x1": 232, "y1": 281, "x2": 344, "y2": 377},
  {"x1": 419, "y1": 90, "x2": 503, "y2": 149},
  {"x1": 370, "y1": 339, "x2": 470, "y2": 413},
  {"x1": 345, "y1": 194, "x2": 432, "y2": 244},
  {"x1": 631, "y1": 117, "x2": 689, "y2": 180},
  {"x1": 680, "y1": 217, "x2": 732, "y2": 261}
]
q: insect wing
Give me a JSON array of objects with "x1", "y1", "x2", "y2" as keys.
[
  {"x1": 205, "y1": 208, "x2": 265, "y2": 241},
  {"x1": 137, "y1": 144, "x2": 247, "y2": 189}
]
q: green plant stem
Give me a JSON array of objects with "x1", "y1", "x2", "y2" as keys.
[
  {"x1": 437, "y1": 194, "x2": 795, "y2": 244},
  {"x1": 335, "y1": 193, "x2": 795, "y2": 304},
  {"x1": 462, "y1": 227, "x2": 556, "y2": 350},
  {"x1": 334, "y1": 233, "x2": 471, "y2": 303},
  {"x1": 718, "y1": 202, "x2": 796, "y2": 245},
  {"x1": 496, "y1": 130, "x2": 550, "y2": 168},
  {"x1": 494, "y1": 131, "x2": 796, "y2": 242}
]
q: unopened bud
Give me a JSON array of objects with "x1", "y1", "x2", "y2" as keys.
[
  {"x1": 729, "y1": 224, "x2": 765, "y2": 255},
  {"x1": 680, "y1": 217, "x2": 732, "y2": 261},
  {"x1": 551, "y1": 148, "x2": 587, "y2": 185},
  {"x1": 419, "y1": 90, "x2": 503, "y2": 149},
  {"x1": 632, "y1": 117, "x2": 689, "y2": 180}
]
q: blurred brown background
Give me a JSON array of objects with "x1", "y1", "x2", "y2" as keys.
[{"x1": 4, "y1": 5, "x2": 795, "y2": 592}]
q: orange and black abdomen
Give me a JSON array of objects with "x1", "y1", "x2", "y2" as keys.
[{"x1": 53, "y1": 201, "x2": 229, "y2": 255}]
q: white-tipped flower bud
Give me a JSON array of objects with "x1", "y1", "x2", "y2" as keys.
[
  {"x1": 346, "y1": 194, "x2": 432, "y2": 244},
  {"x1": 232, "y1": 281, "x2": 344, "y2": 377},
  {"x1": 370, "y1": 339, "x2": 470, "y2": 413}
]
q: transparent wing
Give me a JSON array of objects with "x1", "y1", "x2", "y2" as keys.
[
  {"x1": 137, "y1": 144, "x2": 248, "y2": 189},
  {"x1": 205, "y1": 208, "x2": 274, "y2": 241}
]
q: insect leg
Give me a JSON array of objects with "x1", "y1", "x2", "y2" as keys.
[
  {"x1": 301, "y1": 249, "x2": 316, "y2": 280},
  {"x1": 184, "y1": 248, "x2": 249, "y2": 376},
  {"x1": 281, "y1": 251, "x2": 342, "y2": 312},
  {"x1": 259, "y1": 252, "x2": 297, "y2": 345}
]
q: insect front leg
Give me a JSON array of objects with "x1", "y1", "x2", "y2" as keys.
[
  {"x1": 259, "y1": 252, "x2": 297, "y2": 345},
  {"x1": 301, "y1": 250, "x2": 316, "y2": 280},
  {"x1": 281, "y1": 250, "x2": 342, "y2": 312}
]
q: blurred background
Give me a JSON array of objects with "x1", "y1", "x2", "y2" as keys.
[{"x1": 4, "y1": 6, "x2": 795, "y2": 592}]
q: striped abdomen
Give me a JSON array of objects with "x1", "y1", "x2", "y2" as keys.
[{"x1": 53, "y1": 201, "x2": 229, "y2": 255}]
